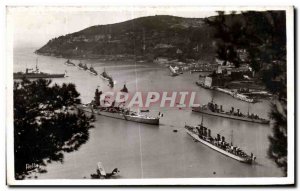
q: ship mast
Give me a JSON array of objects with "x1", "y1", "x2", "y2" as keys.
[
  {"x1": 247, "y1": 103, "x2": 250, "y2": 116},
  {"x1": 35, "y1": 57, "x2": 39, "y2": 72},
  {"x1": 230, "y1": 129, "x2": 233, "y2": 146}
]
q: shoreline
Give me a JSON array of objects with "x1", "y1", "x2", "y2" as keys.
[{"x1": 35, "y1": 51, "x2": 151, "y2": 62}]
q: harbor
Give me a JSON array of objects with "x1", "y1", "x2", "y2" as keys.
[{"x1": 13, "y1": 47, "x2": 283, "y2": 179}]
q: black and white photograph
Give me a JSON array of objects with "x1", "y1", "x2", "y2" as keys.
[{"x1": 5, "y1": 5, "x2": 294, "y2": 186}]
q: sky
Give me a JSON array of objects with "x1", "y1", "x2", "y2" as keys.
[{"x1": 7, "y1": 7, "x2": 218, "y2": 48}]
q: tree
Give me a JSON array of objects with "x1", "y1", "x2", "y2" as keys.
[
  {"x1": 204, "y1": 11, "x2": 245, "y2": 67},
  {"x1": 14, "y1": 79, "x2": 93, "y2": 179},
  {"x1": 205, "y1": 11, "x2": 287, "y2": 175}
]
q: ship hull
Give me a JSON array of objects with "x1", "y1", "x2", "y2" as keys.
[
  {"x1": 79, "y1": 106, "x2": 159, "y2": 125},
  {"x1": 13, "y1": 73, "x2": 65, "y2": 79},
  {"x1": 65, "y1": 62, "x2": 75, "y2": 66},
  {"x1": 100, "y1": 75, "x2": 110, "y2": 81},
  {"x1": 192, "y1": 107, "x2": 269, "y2": 124},
  {"x1": 77, "y1": 66, "x2": 87, "y2": 70},
  {"x1": 123, "y1": 115, "x2": 159, "y2": 125},
  {"x1": 88, "y1": 71, "x2": 98, "y2": 76},
  {"x1": 185, "y1": 128, "x2": 252, "y2": 164},
  {"x1": 192, "y1": 107, "x2": 270, "y2": 124}
]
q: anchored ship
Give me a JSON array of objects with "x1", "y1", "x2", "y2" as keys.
[
  {"x1": 88, "y1": 65, "x2": 98, "y2": 76},
  {"x1": 14, "y1": 60, "x2": 65, "y2": 79},
  {"x1": 64, "y1": 59, "x2": 76, "y2": 66},
  {"x1": 78, "y1": 104, "x2": 159, "y2": 125},
  {"x1": 196, "y1": 83, "x2": 256, "y2": 103},
  {"x1": 77, "y1": 88, "x2": 160, "y2": 125},
  {"x1": 100, "y1": 69, "x2": 112, "y2": 81},
  {"x1": 99, "y1": 69, "x2": 114, "y2": 87},
  {"x1": 78, "y1": 61, "x2": 88, "y2": 70},
  {"x1": 192, "y1": 100, "x2": 270, "y2": 124},
  {"x1": 185, "y1": 118, "x2": 256, "y2": 164}
]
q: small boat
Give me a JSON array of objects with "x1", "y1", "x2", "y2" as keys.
[
  {"x1": 90, "y1": 162, "x2": 120, "y2": 179},
  {"x1": 169, "y1": 66, "x2": 180, "y2": 76},
  {"x1": 64, "y1": 59, "x2": 76, "y2": 66},
  {"x1": 185, "y1": 117, "x2": 256, "y2": 164},
  {"x1": 195, "y1": 81, "x2": 213, "y2": 90},
  {"x1": 97, "y1": 162, "x2": 106, "y2": 177}
]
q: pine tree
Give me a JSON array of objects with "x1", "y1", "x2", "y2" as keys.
[{"x1": 14, "y1": 79, "x2": 93, "y2": 179}]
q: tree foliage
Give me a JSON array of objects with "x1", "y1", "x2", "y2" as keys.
[
  {"x1": 14, "y1": 79, "x2": 93, "y2": 179},
  {"x1": 205, "y1": 11, "x2": 286, "y2": 71},
  {"x1": 205, "y1": 11, "x2": 287, "y2": 175}
]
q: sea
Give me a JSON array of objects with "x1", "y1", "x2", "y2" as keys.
[{"x1": 13, "y1": 47, "x2": 283, "y2": 179}]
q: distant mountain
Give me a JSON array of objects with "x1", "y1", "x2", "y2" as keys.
[{"x1": 36, "y1": 15, "x2": 217, "y2": 62}]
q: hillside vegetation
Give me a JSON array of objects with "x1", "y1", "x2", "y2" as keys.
[{"x1": 36, "y1": 15, "x2": 216, "y2": 61}]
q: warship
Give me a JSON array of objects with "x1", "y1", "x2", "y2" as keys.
[
  {"x1": 78, "y1": 61, "x2": 88, "y2": 70},
  {"x1": 64, "y1": 59, "x2": 76, "y2": 66},
  {"x1": 99, "y1": 68, "x2": 112, "y2": 81},
  {"x1": 185, "y1": 117, "x2": 256, "y2": 164},
  {"x1": 192, "y1": 99, "x2": 270, "y2": 124},
  {"x1": 88, "y1": 65, "x2": 98, "y2": 76},
  {"x1": 77, "y1": 88, "x2": 160, "y2": 125},
  {"x1": 99, "y1": 69, "x2": 114, "y2": 87},
  {"x1": 78, "y1": 104, "x2": 159, "y2": 125},
  {"x1": 14, "y1": 62, "x2": 65, "y2": 79}
]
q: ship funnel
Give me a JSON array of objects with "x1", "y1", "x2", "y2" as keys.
[
  {"x1": 221, "y1": 136, "x2": 225, "y2": 142},
  {"x1": 231, "y1": 107, "x2": 234, "y2": 113},
  {"x1": 208, "y1": 129, "x2": 211, "y2": 137},
  {"x1": 237, "y1": 109, "x2": 240, "y2": 114},
  {"x1": 220, "y1": 105, "x2": 223, "y2": 112},
  {"x1": 217, "y1": 134, "x2": 221, "y2": 141}
]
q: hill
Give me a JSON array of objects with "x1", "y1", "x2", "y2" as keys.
[{"x1": 36, "y1": 15, "x2": 216, "y2": 61}]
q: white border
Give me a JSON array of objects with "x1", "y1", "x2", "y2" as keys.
[{"x1": 4, "y1": 5, "x2": 295, "y2": 186}]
